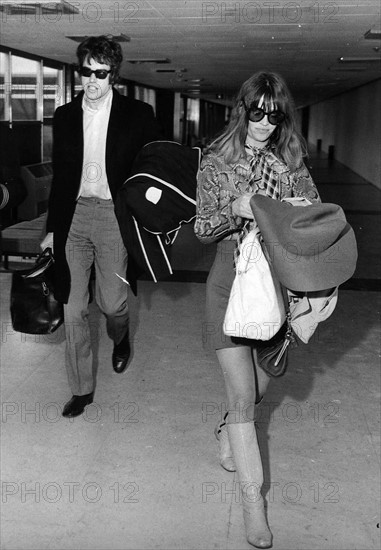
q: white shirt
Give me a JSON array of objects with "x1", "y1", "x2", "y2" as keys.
[{"x1": 78, "y1": 89, "x2": 113, "y2": 200}]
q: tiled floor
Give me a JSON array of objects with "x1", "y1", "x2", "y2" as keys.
[{"x1": 0, "y1": 151, "x2": 380, "y2": 550}]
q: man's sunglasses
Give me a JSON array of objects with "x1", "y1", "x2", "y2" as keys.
[
  {"x1": 79, "y1": 67, "x2": 112, "y2": 79},
  {"x1": 244, "y1": 104, "x2": 285, "y2": 125}
]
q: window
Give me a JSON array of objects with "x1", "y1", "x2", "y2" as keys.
[
  {"x1": 43, "y1": 65, "x2": 62, "y2": 160},
  {"x1": 0, "y1": 49, "x2": 65, "y2": 163},
  {"x1": 11, "y1": 55, "x2": 39, "y2": 121},
  {"x1": 135, "y1": 85, "x2": 156, "y2": 113},
  {"x1": 0, "y1": 52, "x2": 10, "y2": 121},
  {"x1": 43, "y1": 65, "x2": 61, "y2": 118}
]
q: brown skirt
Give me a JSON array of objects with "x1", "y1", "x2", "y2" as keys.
[{"x1": 204, "y1": 239, "x2": 257, "y2": 350}]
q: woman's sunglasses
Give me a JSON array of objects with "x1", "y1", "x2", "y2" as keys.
[
  {"x1": 244, "y1": 104, "x2": 285, "y2": 125},
  {"x1": 79, "y1": 67, "x2": 112, "y2": 80}
]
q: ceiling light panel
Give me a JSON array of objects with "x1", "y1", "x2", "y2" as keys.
[
  {"x1": 338, "y1": 56, "x2": 381, "y2": 62},
  {"x1": 66, "y1": 34, "x2": 130, "y2": 43},
  {"x1": 0, "y1": 0, "x2": 79, "y2": 14},
  {"x1": 364, "y1": 29, "x2": 381, "y2": 40},
  {"x1": 329, "y1": 66, "x2": 368, "y2": 72},
  {"x1": 126, "y1": 58, "x2": 171, "y2": 64}
]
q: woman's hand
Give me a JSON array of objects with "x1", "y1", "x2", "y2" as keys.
[
  {"x1": 40, "y1": 232, "x2": 54, "y2": 252},
  {"x1": 232, "y1": 193, "x2": 255, "y2": 219}
]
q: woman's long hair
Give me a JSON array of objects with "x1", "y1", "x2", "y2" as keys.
[{"x1": 207, "y1": 71, "x2": 307, "y2": 172}]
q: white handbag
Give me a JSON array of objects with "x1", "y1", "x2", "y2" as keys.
[{"x1": 223, "y1": 229, "x2": 286, "y2": 341}]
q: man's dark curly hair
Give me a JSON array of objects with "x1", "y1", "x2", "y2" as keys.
[{"x1": 77, "y1": 35, "x2": 123, "y2": 84}]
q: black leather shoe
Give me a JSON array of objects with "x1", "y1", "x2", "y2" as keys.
[
  {"x1": 62, "y1": 393, "x2": 93, "y2": 418},
  {"x1": 112, "y1": 328, "x2": 131, "y2": 373}
]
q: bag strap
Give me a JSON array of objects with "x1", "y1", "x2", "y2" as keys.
[{"x1": 36, "y1": 247, "x2": 54, "y2": 265}]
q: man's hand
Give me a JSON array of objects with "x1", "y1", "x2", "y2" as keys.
[{"x1": 40, "y1": 232, "x2": 54, "y2": 252}]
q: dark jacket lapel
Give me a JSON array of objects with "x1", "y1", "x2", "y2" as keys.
[
  {"x1": 68, "y1": 91, "x2": 84, "y2": 160},
  {"x1": 106, "y1": 89, "x2": 120, "y2": 159}
]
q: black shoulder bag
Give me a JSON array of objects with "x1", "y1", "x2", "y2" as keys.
[{"x1": 254, "y1": 286, "x2": 296, "y2": 377}]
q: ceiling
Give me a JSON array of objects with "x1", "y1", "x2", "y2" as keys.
[{"x1": 1, "y1": 0, "x2": 380, "y2": 107}]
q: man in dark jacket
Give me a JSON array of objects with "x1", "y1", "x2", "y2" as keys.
[{"x1": 41, "y1": 35, "x2": 162, "y2": 418}]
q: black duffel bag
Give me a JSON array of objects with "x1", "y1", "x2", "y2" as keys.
[{"x1": 10, "y1": 247, "x2": 64, "y2": 334}]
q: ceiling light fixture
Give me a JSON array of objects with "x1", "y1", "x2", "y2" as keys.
[
  {"x1": 2, "y1": 0, "x2": 65, "y2": 2},
  {"x1": 329, "y1": 65, "x2": 367, "y2": 72},
  {"x1": 364, "y1": 29, "x2": 381, "y2": 40},
  {"x1": 338, "y1": 56, "x2": 381, "y2": 63},
  {"x1": 127, "y1": 58, "x2": 171, "y2": 64},
  {"x1": 0, "y1": 0, "x2": 79, "y2": 14},
  {"x1": 66, "y1": 33, "x2": 130, "y2": 43},
  {"x1": 312, "y1": 82, "x2": 339, "y2": 87}
]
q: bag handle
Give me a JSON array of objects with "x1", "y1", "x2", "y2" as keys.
[
  {"x1": 237, "y1": 226, "x2": 262, "y2": 274},
  {"x1": 36, "y1": 247, "x2": 54, "y2": 265}
]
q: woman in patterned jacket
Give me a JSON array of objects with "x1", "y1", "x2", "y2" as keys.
[{"x1": 194, "y1": 71, "x2": 320, "y2": 549}]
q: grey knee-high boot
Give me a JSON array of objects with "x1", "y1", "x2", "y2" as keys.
[
  {"x1": 215, "y1": 398, "x2": 264, "y2": 473},
  {"x1": 214, "y1": 422, "x2": 236, "y2": 472},
  {"x1": 227, "y1": 421, "x2": 272, "y2": 549},
  {"x1": 215, "y1": 413, "x2": 236, "y2": 472}
]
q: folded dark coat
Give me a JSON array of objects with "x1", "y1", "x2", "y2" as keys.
[{"x1": 115, "y1": 140, "x2": 201, "y2": 293}]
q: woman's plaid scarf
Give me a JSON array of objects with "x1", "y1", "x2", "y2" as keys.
[{"x1": 234, "y1": 145, "x2": 287, "y2": 266}]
